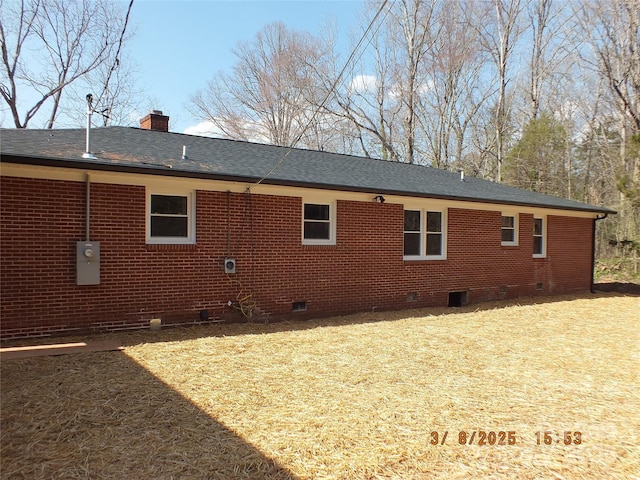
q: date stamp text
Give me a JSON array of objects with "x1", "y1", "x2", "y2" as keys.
[{"x1": 430, "y1": 430, "x2": 583, "y2": 446}]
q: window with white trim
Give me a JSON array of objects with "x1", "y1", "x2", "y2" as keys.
[
  {"x1": 403, "y1": 208, "x2": 446, "y2": 260},
  {"x1": 533, "y1": 216, "x2": 546, "y2": 257},
  {"x1": 302, "y1": 202, "x2": 335, "y2": 245},
  {"x1": 147, "y1": 191, "x2": 195, "y2": 244},
  {"x1": 501, "y1": 214, "x2": 518, "y2": 246},
  {"x1": 426, "y1": 211, "x2": 443, "y2": 256}
]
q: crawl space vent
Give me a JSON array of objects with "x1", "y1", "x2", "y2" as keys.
[
  {"x1": 292, "y1": 301, "x2": 307, "y2": 312},
  {"x1": 448, "y1": 291, "x2": 468, "y2": 308}
]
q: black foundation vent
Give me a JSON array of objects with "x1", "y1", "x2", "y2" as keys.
[{"x1": 448, "y1": 291, "x2": 468, "y2": 308}]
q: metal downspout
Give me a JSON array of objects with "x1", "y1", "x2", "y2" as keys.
[
  {"x1": 86, "y1": 173, "x2": 91, "y2": 242},
  {"x1": 591, "y1": 213, "x2": 609, "y2": 293}
]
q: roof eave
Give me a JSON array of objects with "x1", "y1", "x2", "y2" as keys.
[{"x1": 0, "y1": 153, "x2": 617, "y2": 215}]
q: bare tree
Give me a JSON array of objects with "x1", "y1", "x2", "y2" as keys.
[
  {"x1": 0, "y1": 0, "x2": 133, "y2": 128},
  {"x1": 390, "y1": 0, "x2": 439, "y2": 164},
  {"x1": 579, "y1": 1, "x2": 640, "y2": 132},
  {"x1": 575, "y1": 0, "x2": 640, "y2": 239},
  {"x1": 514, "y1": 0, "x2": 579, "y2": 124},
  {"x1": 419, "y1": 0, "x2": 491, "y2": 170},
  {"x1": 497, "y1": 0, "x2": 583, "y2": 198},
  {"x1": 323, "y1": 0, "x2": 439, "y2": 163},
  {"x1": 528, "y1": 0, "x2": 556, "y2": 120},
  {"x1": 189, "y1": 22, "x2": 330, "y2": 148},
  {"x1": 573, "y1": 74, "x2": 620, "y2": 206},
  {"x1": 64, "y1": 48, "x2": 143, "y2": 127},
  {"x1": 326, "y1": 25, "x2": 402, "y2": 160},
  {"x1": 475, "y1": 0, "x2": 524, "y2": 182}
]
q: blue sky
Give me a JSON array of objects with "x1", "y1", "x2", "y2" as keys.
[{"x1": 128, "y1": 0, "x2": 365, "y2": 133}]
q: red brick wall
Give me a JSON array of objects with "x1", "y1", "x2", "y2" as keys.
[
  {"x1": 0, "y1": 176, "x2": 595, "y2": 339},
  {"x1": 546, "y1": 215, "x2": 594, "y2": 292}
]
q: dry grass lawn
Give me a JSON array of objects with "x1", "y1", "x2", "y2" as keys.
[{"x1": 1, "y1": 292, "x2": 639, "y2": 479}]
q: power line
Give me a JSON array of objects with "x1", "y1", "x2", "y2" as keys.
[
  {"x1": 95, "y1": 0, "x2": 135, "y2": 123},
  {"x1": 249, "y1": 0, "x2": 394, "y2": 190}
]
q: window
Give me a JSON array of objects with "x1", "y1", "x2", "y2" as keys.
[
  {"x1": 302, "y1": 202, "x2": 335, "y2": 245},
  {"x1": 426, "y1": 211, "x2": 443, "y2": 256},
  {"x1": 533, "y1": 217, "x2": 546, "y2": 257},
  {"x1": 403, "y1": 208, "x2": 446, "y2": 260},
  {"x1": 147, "y1": 192, "x2": 195, "y2": 244},
  {"x1": 501, "y1": 214, "x2": 518, "y2": 246},
  {"x1": 404, "y1": 210, "x2": 421, "y2": 256}
]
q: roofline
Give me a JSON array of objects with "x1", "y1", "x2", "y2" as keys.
[{"x1": 0, "y1": 153, "x2": 617, "y2": 215}]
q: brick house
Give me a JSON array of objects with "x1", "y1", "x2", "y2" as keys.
[{"x1": 0, "y1": 113, "x2": 614, "y2": 340}]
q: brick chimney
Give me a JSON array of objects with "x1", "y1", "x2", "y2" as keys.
[{"x1": 140, "y1": 110, "x2": 169, "y2": 132}]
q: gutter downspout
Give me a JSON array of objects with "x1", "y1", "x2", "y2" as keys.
[
  {"x1": 85, "y1": 173, "x2": 91, "y2": 242},
  {"x1": 591, "y1": 213, "x2": 609, "y2": 293}
]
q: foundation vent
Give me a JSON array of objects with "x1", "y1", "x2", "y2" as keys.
[
  {"x1": 448, "y1": 291, "x2": 468, "y2": 308},
  {"x1": 292, "y1": 301, "x2": 308, "y2": 312}
]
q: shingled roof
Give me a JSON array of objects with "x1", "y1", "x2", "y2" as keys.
[{"x1": 0, "y1": 126, "x2": 615, "y2": 214}]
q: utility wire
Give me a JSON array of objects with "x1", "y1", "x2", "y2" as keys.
[
  {"x1": 94, "y1": 0, "x2": 135, "y2": 122},
  {"x1": 249, "y1": 0, "x2": 394, "y2": 190}
]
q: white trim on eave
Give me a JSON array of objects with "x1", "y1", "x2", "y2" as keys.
[{"x1": 1, "y1": 162, "x2": 605, "y2": 219}]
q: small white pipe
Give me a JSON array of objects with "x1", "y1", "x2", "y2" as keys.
[
  {"x1": 82, "y1": 99, "x2": 96, "y2": 159},
  {"x1": 85, "y1": 109, "x2": 91, "y2": 154}
]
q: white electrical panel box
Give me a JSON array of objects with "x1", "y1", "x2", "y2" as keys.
[{"x1": 76, "y1": 241, "x2": 100, "y2": 285}]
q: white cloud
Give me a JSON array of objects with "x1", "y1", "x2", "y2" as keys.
[
  {"x1": 388, "y1": 82, "x2": 403, "y2": 99},
  {"x1": 349, "y1": 74, "x2": 378, "y2": 93},
  {"x1": 418, "y1": 79, "x2": 435, "y2": 95},
  {"x1": 388, "y1": 80, "x2": 433, "y2": 99},
  {"x1": 182, "y1": 119, "x2": 271, "y2": 145},
  {"x1": 183, "y1": 120, "x2": 224, "y2": 137}
]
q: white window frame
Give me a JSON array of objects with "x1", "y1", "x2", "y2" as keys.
[
  {"x1": 302, "y1": 200, "x2": 336, "y2": 245},
  {"x1": 146, "y1": 190, "x2": 196, "y2": 244},
  {"x1": 501, "y1": 212, "x2": 519, "y2": 246},
  {"x1": 533, "y1": 216, "x2": 546, "y2": 258},
  {"x1": 403, "y1": 207, "x2": 447, "y2": 261}
]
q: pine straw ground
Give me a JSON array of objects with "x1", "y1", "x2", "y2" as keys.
[{"x1": 1, "y1": 292, "x2": 639, "y2": 480}]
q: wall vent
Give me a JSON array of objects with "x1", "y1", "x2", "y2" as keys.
[
  {"x1": 292, "y1": 301, "x2": 307, "y2": 312},
  {"x1": 406, "y1": 292, "x2": 418, "y2": 302},
  {"x1": 448, "y1": 291, "x2": 468, "y2": 308}
]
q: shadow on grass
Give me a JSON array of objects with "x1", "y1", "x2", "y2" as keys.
[
  {"x1": 593, "y1": 281, "x2": 640, "y2": 296},
  {"x1": 0, "y1": 351, "x2": 298, "y2": 479}
]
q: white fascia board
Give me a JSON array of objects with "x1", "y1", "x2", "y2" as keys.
[{"x1": 1, "y1": 162, "x2": 603, "y2": 219}]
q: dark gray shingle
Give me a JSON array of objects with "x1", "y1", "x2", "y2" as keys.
[{"x1": 0, "y1": 126, "x2": 615, "y2": 214}]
